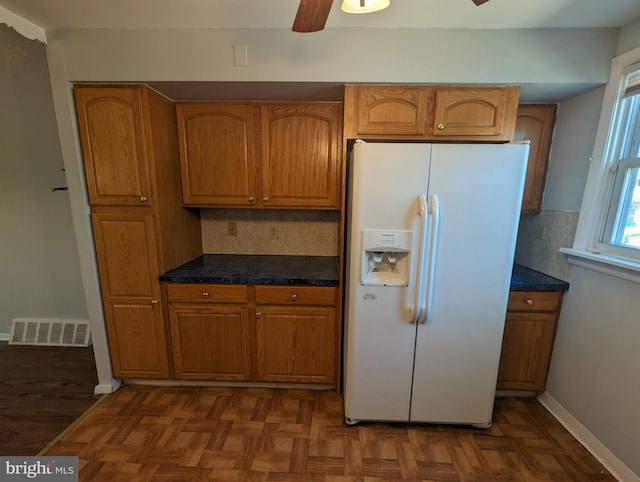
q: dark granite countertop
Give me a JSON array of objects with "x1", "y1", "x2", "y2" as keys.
[
  {"x1": 511, "y1": 264, "x2": 569, "y2": 291},
  {"x1": 160, "y1": 254, "x2": 339, "y2": 286},
  {"x1": 161, "y1": 256, "x2": 566, "y2": 292}
]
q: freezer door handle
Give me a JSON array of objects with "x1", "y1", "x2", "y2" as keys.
[
  {"x1": 419, "y1": 193, "x2": 440, "y2": 325},
  {"x1": 411, "y1": 194, "x2": 428, "y2": 324}
]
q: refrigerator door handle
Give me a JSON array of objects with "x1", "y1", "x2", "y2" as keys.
[
  {"x1": 419, "y1": 194, "x2": 440, "y2": 325},
  {"x1": 410, "y1": 194, "x2": 428, "y2": 324}
]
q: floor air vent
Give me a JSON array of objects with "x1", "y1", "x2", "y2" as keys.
[{"x1": 9, "y1": 318, "x2": 92, "y2": 347}]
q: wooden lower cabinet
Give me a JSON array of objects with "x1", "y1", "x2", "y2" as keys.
[
  {"x1": 105, "y1": 301, "x2": 170, "y2": 378},
  {"x1": 169, "y1": 305, "x2": 251, "y2": 381},
  {"x1": 91, "y1": 211, "x2": 171, "y2": 379},
  {"x1": 165, "y1": 283, "x2": 337, "y2": 385},
  {"x1": 497, "y1": 290, "x2": 563, "y2": 391},
  {"x1": 254, "y1": 306, "x2": 335, "y2": 383}
]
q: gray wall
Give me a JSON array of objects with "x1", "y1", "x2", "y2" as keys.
[
  {"x1": 514, "y1": 86, "x2": 605, "y2": 280},
  {"x1": 543, "y1": 23, "x2": 640, "y2": 478},
  {"x1": 0, "y1": 24, "x2": 86, "y2": 334}
]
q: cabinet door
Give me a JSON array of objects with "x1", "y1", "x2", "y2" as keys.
[
  {"x1": 104, "y1": 301, "x2": 169, "y2": 378},
  {"x1": 513, "y1": 104, "x2": 557, "y2": 213},
  {"x1": 354, "y1": 85, "x2": 429, "y2": 136},
  {"x1": 169, "y1": 305, "x2": 250, "y2": 381},
  {"x1": 260, "y1": 103, "x2": 341, "y2": 208},
  {"x1": 433, "y1": 87, "x2": 518, "y2": 140},
  {"x1": 497, "y1": 312, "x2": 557, "y2": 391},
  {"x1": 176, "y1": 103, "x2": 258, "y2": 206},
  {"x1": 254, "y1": 306, "x2": 335, "y2": 383},
  {"x1": 74, "y1": 85, "x2": 152, "y2": 206},
  {"x1": 92, "y1": 212, "x2": 169, "y2": 378},
  {"x1": 91, "y1": 212, "x2": 160, "y2": 298}
]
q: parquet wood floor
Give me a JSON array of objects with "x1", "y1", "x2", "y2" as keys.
[{"x1": 44, "y1": 385, "x2": 616, "y2": 481}]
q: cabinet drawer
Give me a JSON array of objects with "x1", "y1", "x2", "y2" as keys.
[
  {"x1": 507, "y1": 291, "x2": 560, "y2": 312},
  {"x1": 166, "y1": 284, "x2": 248, "y2": 303},
  {"x1": 255, "y1": 286, "x2": 336, "y2": 306}
]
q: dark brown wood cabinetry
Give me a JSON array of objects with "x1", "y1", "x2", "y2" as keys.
[
  {"x1": 176, "y1": 102, "x2": 342, "y2": 209},
  {"x1": 344, "y1": 84, "x2": 520, "y2": 142},
  {"x1": 497, "y1": 290, "x2": 563, "y2": 391},
  {"x1": 513, "y1": 104, "x2": 557, "y2": 213},
  {"x1": 74, "y1": 84, "x2": 202, "y2": 379},
  {"x1": 166, "y1": 284, "x2": 251, "y2": 381},
  {"x1": 254, "y1": 286, "x2": 336, "y2": 384},
  {"x1": 165, "y1": 283, "x2": 337, "y2": 385}
]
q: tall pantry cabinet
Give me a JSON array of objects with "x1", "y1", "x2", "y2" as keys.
[{"x1": 74, "y1": 85, "x2": 202, "y2": 379}]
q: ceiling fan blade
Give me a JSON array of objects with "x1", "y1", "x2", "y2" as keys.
[
  {"x1": 292, "y1": 0, "x2": 334, "y2": 32},
  {"x1": 472, "y1": 0, "x2": 490, "y2": 4}
]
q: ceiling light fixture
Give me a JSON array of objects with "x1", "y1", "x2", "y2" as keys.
[{"x1": 341, "y1": 0, "x2": 390, "y2": 14}]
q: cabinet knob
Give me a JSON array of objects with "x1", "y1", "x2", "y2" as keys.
[
  {"x1": 255, "y1": 312, "x2": 262, "y2": 318},
  {"x1": 151, "y1": 299, "x2": 158, "y2": 305},
  {"x1": 437, "y1": 123, "x2": 445, "y2": 131},
  {"x1": 202, "y1": 292, "x2": 209, "y2": 298},
  {"x1": 525, "y1": 299, "x2": 534, "y2": 306},
  {"x1": 263, "y1": 197, "x2": 269, "y2": 202},
  {"x1": 291, "y1": 294, "x2": 298, "y2": 302},
  {"x1": 248, "y1": 196, "x2": 255, "y2": 203},
  {"x1": 140, "y1": 196, "x2": 148, "y2": 203}
]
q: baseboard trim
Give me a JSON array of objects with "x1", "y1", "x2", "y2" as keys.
[
  {"x1": 0, "y1": 333, "x2": 10, "y2": 341},
  {"x1": 94, "y1": 378, "x2": 121, "y2": 395},
  {"x1": 538, "y1": 392, "x2": 639, "y2": 482}
]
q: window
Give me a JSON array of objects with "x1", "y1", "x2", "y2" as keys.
[
  {"x1": 566, "y1": 46, "x2": 640, "y2": 276},
  {"x1": 598, "y1": 77, "x2": 640, "y2": 256}
]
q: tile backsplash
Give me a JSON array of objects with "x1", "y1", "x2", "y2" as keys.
[
  {"x1": 201, "y1": 209, "x2": 340, "y2": 256},
  {"x1": 514, "y1": 209, "x2": 579, "y2": 282}
]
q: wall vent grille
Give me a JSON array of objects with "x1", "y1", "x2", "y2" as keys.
[{"x1": 9, "y1": 318, "x2": 92, "y2": 347}]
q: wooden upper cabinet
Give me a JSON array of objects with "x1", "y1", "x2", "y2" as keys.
[
  {"x1": 176, "y1": 101, "x2": 342, "y2": 209},
  {"x1": 176, "y1": 103, "x2": 258, "y2": 206},
  {"x1": 74, "y1": 85, "x2": 152, "y2": 206},
  {"x1": 344, "y1": 84, "x2": 519, "y2": 142},
  {"x1": 352, "y1": 85, "x2": 429, "y2": 136},
  {"x1": 260, "y1": 103, "x2": 342, "y2": 208},
  {"x1": 513, "y1": 104, "x2": 557, "y2": 213},
  {"x1": 432, "y1": 86, "x2": 519, "y2": 141}
]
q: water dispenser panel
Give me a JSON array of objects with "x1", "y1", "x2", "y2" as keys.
[{"x1": 361, "y1": 230, "x2": 412, "y2": 286}]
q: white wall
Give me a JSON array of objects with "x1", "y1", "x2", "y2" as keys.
[{"x1": 0, "y1": 24, "x2": 87, "y2": 335}]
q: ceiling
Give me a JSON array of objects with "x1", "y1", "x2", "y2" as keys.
[{"x1": 1, "y1": 0, "x2": 640, "y2": 31}]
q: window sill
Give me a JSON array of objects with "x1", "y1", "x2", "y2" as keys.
[{"x1": 560, "y1": 248, "x2": 640, "y2": 284}]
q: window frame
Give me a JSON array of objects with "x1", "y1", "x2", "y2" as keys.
[
  {"x1": 565, "y1": 45, "x2": 640, "y2": 280},
  {"x1": 598, "y1": 157, "x2": 640, "y2": 255}
]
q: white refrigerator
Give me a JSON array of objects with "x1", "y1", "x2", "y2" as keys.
[{"x1": 343, "y1": 141, "x2": 528, "y2": 427}]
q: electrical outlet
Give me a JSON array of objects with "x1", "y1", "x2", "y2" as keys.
[
  {"x1": 269, "y1": 225, "x2": 279, "y2": 239},
  {"x1": 227, "y1": 221, "x2": 237, "y2": 236},
  {"x1": 535, "y1": 223, "x2": 546, "y2": 240}
]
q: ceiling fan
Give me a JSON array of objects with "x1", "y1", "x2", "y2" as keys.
[{"x1": 292, "y1": 0, "x2": 491, "y2": 33}]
